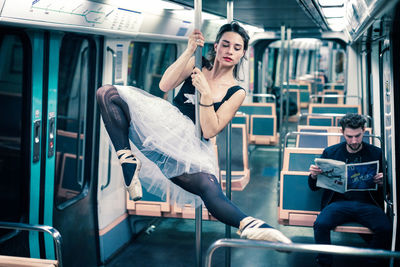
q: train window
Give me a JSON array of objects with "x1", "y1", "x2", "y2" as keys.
[
  {"x1": 0, "y1": 32, "x2": 28, "y2": 244},
  {"x1": 127, "y1": 42, "x2": 176, "y2": 98},
  {"x1": 262, "y1": 39, "x2": 345, "y2": 93},
  {"x1": 55, "y1": 35, "x2": 93, "y2": 208}
]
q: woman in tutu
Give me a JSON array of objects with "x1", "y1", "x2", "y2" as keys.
[{"x1": 96, "y1": 22, "x2": 291, "y2": 243}]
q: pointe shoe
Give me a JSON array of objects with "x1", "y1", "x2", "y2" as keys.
[
  {"x1": 116, "y1": 149, "x2": 143, "y2": 201},
  {"x1": 238, "y1": 217, "x2": 292, "y2": 244},
  {"x1": 126, "y1": 171, "x2": 142, "y2": 201}
]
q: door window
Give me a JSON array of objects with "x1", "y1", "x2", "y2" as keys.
[
  {"x1": 55, "y1": 35, "x2": 93, "y2": 208},
  {"x1": 0, "y1": 31, "x2": 29, "y2": 246}
]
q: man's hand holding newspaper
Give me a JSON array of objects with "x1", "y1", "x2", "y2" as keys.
[{"x1": 310, "y1": 158, "x2": 379, "y2": 193}]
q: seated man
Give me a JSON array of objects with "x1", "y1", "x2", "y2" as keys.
[{"x1": 308, "y1": 113, "x2": 392, "y2": 267}]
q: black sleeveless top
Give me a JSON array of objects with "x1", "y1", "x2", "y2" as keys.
[{"x1": 173, "y1": 77, "x2": 245, "y2": 124}]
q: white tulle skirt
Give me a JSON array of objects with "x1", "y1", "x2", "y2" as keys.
[{"x1": 115, "y1": 85, "x2": 218, "y2": 207}]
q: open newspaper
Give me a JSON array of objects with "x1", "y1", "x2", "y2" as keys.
[{"x1": 315, "y1": 158, "x2": 379, "y2": 193}]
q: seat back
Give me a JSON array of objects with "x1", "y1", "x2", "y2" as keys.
[
  {"x1": 216, "y1": 124, "x2": 250, "y2": 191},
  {"x1": 217, "y1": 124, "x2": 248, "y2": 172},
  {"x1": 307, "y1": 115, "x2": 334, "y2": 126},
  {"x1": 282, "y1": 147, "x2": 323, "y2": 172},
  {"x1": 238, "y1": 103, "x2": 277, "y2": 145},
  {"x1": 308, "y1": 103, "x2": 361, "y2": 115},
  {"x1": 297, "y1": 129, "x2": 328, "y2": 148}
]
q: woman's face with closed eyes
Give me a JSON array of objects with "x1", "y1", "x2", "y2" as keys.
[{"x1": 214, "y1": 31, "x2": 245, "y2": 66}]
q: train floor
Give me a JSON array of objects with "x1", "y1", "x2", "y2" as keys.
[{"x1": 104, "y1": 145, "x2": 371, "y2": 267}]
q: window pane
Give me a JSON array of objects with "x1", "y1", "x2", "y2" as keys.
[
  {"x1": 55, "y1": 35, "x2": 90, "y2": 207},
  {"x1": 0, "y1": 32, "x2": 27, "y2": 247},
  {"x1": 127, "y1": 42, "x2": 176, "y2": 98}
]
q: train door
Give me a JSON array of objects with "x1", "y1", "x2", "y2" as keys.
[
  {"x1": 0, "y1": 28, "x2": 66, "y2": 261},
  {"x1": 0, "y1": 28, "x2": 101, "y2": 265},
  {"x1": 52, "y1": 33, "x2": 100, "y2": 267}
]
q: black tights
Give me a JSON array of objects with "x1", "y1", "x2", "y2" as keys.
[
  {"x1": 170, "y1": 173, "x2": 246, "y2": 227},
  {"x1": 96, "y1": 84, "x2": 132, "y2": 151},
  {"x1": 96, "y1": 85, "x2": 247, "y2": 228}
]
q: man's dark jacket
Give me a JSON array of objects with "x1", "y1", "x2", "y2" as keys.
[{"x1": 308, "y1": 141, "x2": 384, "y2": 210}]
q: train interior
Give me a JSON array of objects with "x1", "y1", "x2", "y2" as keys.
[{"x1": 0, "y1": 0, "x2": 400, "y2": 266}]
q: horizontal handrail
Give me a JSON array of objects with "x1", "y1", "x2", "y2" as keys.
[
  {"x1": 0, "y1": 221, "x2": 63, "y2": 267},
  {"x1": 284, "y1": 132, "x2": 379, "y2": 149},
  {"x1": 299, "y1": 113, "x2": 372, "y2": 119},
  {"x1": 285, "y1": 131, "x2": 347, "y2": 147},
  {"x1": 205, "y1": 238, "x2": 400, "y2": 267},
  {"x1": 300, "y1": 112, "x2": 348, "y2": 119},
  {"x1": 298, "y1": 113, "x2": 373, "y2": 126},
  {"x1": 248, "y1": 93, "x2": 276, "y2": 100},
  {"x1": 310, "y1": 94, "x2": 360, "y2": 99},
  {"x1": 247, "y1": 93, "x2": 276, "y2": 105}
]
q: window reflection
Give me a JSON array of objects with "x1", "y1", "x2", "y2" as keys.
[
  {"x1": 127, "y1": 42, "x2": 176, "y2": 98},
  {"x1": 0, "y1": 33, "x2": 26, "y2": 229},
  {"x1": 55, "y1": 35, "x2": 90, "y2": 207},
  {"x1": 262, "y1": 38, "x2": 345, "y2": 100}
]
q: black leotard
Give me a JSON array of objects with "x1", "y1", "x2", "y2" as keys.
[{"x1": 173, "y1": 77, "x2": 244, "y2": 124}]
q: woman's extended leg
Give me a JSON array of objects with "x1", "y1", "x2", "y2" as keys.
[
  {"x1": 171, "y1": 173, "x2": 292, "y2": 243},
  {"x1": 96, "y1": 85, "x2": 142, "y2": 200}
]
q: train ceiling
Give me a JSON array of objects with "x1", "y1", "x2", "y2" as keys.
[{"x1": 170, "y1": 0, "x2": 329, "y2": 33}]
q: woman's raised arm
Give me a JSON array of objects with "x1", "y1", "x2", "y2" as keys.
[
  {"x1": 159, "y1": 30, "x2": 204, "y2": 92},
  {"x1": 200, "y1": 89, "x2": 245, "y2": 139}
]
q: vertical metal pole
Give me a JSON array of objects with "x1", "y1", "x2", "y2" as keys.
[
  {"x1": 278, "y1": 25, "x2": 286, "y2": 176},
  {"x1": 227, "y1": 0, "x2": 233, "y2": 23},
  {"x1": 284, "y1": 29, "x2": 292, "y2": 135},
  {"x1": 225, "y1": 123, "x2": 232, "y2": 267},
  {"x1": 225, "y1": 2, "x2": 233, "y2": 266},
  {"x1": 194, "y1": 1, "x2": 203, "y2": 267}
]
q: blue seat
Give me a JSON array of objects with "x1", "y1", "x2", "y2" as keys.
[
  {"x1": 217, "y1": 125, "x2": 245, "y2": 172},
  {"x1": 333, "y1": 84, "x2": 345, "y2": 90},
  {"x1": 297, "y1": 129, "x2": 328, "y2": 148},
  {"x1": 299, "y1": 90, "x2": 310, "y2": 106},
  {"x1": 281, "y1": 172, "x2": 323, "y2": 212},
  {"x1": 238, "y1": 104, "x2": 274, "y2": 116},
  {"x1": 217, "y1": 124, "x2": 250, "y2": 191},
  {"x1": 232, "y1": 115, "x2": 248, "y2": 125},
  {"x1": 308, "y1": 116, "x2": 333, "y2": 126},
  {"x1": 237, "y1": 103, "x2": 277, "y2": 145},
  {"x1": 322, "y1": 90, "x2": 339, "y2": 104},
  {"x1": 308, "y1": 104, "x2": 361, "y2": 126},
  {"x1": 309, "y1": 104, "x2": 360, "y2": 115},
  {"x1": 252, "y1": 116, "x2": 275, "y2": 136},
  {"x1": 284, "y1": 148, "x2": 323, "y2": 172},
  {"x1": 232, "y1": 114, "x2": 249, "y2": 135}
]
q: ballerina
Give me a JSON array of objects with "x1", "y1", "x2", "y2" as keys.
[{"x1": 96, "y1": 22, "x2": 291, "y2": 243}]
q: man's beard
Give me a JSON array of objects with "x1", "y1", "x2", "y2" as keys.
[{"x1": 347, "y1": 143, "x2": 362, "y2": 151}]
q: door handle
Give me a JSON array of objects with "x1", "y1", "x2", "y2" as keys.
[
  {"x1": 48, "y1": 116, "x2": 55, "y2": 158},
  {"x1": 33, "y1": 120, "x2": 41, "y2": 163}
]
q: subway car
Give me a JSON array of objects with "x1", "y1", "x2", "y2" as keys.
[{"x1": 0, "y1": 0, "x2": 400, "y2": 266}]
